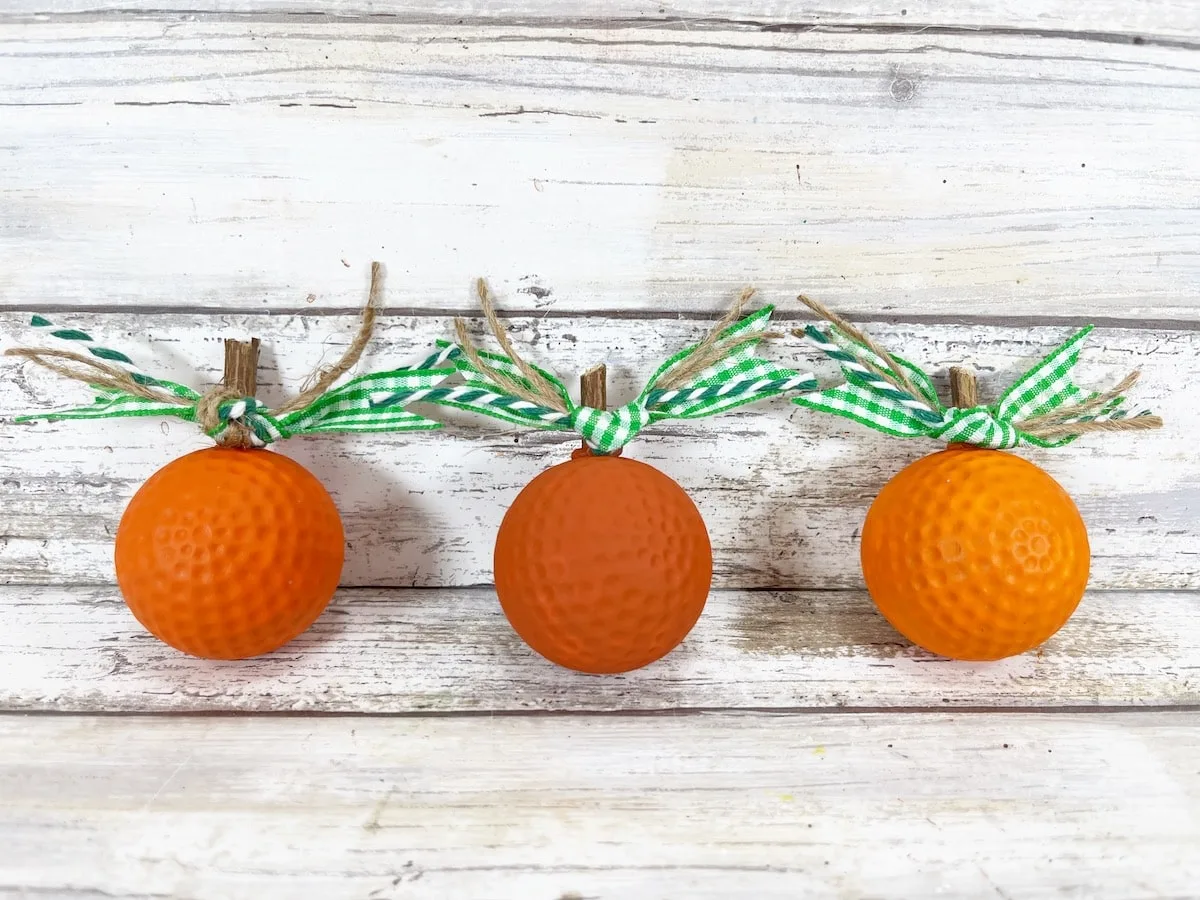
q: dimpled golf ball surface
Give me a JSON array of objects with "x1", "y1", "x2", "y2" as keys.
[
  {"x1": 115, "y1": 447, "x2": 345, "y2": 659},
  {"x1": 494, "y1": 454, "x2": 713, "y2": 673},
  {"x1": 861, "y1": 447, "x2": 1090, "y2": 660}
]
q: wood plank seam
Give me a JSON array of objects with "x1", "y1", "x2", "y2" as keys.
[{"x1": 0, "y1": 13, "x2": 1196, "y2": 49}]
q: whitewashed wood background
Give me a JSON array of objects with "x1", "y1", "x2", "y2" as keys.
[{"x1": 2, "y1": 2, "x2": 1199, "y2": 898}]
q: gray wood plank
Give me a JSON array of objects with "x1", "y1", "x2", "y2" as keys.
[
  {"x1": 4, "y1": 0, "x2": 1199, "y2": 43},
  {"x1": 1, "y1": 710, "x2": 1197, "y2": 899},
  {"x1": 0, "y1": 17, "x2": 1196, "y2": 318},
  {"x1": 2, "y1": 585, "x2": 1196, "y2": 712}
]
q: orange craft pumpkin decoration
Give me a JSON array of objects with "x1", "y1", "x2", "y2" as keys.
[
  {"x1": 113, "y1": 441, "x2": 345, "y2": 659},
  {"x1": 794, "y1": 297, "x2": 1162, "y2": 661},
  {"x1": 494, "y1": 437, "x2": 713, "y2": 674},
  {"x1": 436, "y1": 282, "x2": 816, "y2": 673},
  {"x1": 7, "y1": 264, "x2": 454, "y2": 659}
]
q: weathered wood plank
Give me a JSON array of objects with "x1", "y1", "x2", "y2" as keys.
[
  {"x1": 2, "y1": 586, "x2": 1196, "y2": 712},
  {"x1": 5, "y1": 1, "x2": 1200, "y2": 42},
  {"x1": 0, "y1": 19, "x2": 1196, "y2": 318},
  {"x1": 1, "y1": 711, "x2": 1197, "y2": 899},
  {"x1": 1, "y1": 315, "x2": 1192, "y2": 589}
]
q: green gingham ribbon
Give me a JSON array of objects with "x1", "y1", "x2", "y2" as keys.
[
  {"x1": 371, "y1": 305, "x2": 817, "y2": 454},
  {"x1": 796, "y1": 322, "x2": 1151, "y2": 449},
  {"x1": 13, "y1": 316, "x2": 457, "y2": 445}
]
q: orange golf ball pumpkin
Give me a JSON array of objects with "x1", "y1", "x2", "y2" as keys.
[
  {"x1": 494, "y1": 449, "x2": 713, "y2": 673},
  {"x1": 9, "y1": 267, "x2": 417, "y2": 660},
  {"x1": 115, "y1": 447, "x2": 344, "y2": 659},
  {"x1": 860, "y1": 446, "x2": 1090, "y2": 660}
]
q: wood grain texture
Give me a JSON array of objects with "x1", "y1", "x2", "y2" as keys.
[
  {"x1": 3, "y1": 585, "x2": 1196, "y2": 712},
  {"x1": 2, "y1": 711, "x2": 1197, "y2": 899},
  {"x1": 0, "y1": 17, "x2": 1196, "y2": 318},
  {"x1": 2, "y1": 314, "x2": 1191, "y2": 589},
  {"x1": 5, "y1": 1, "x2": 1200, "y2": 41},
  {"x1": 1, "y1": 6, "x2": 1198, "y2": 896}
]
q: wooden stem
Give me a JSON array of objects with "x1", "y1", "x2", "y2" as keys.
[
  {"x1": 949, "y1": 366, "x2": 978, "y2": 409},
  {"x1": 580, "y1": 364, "x2": 607, "y2": 410},
  {"x1": 223, "y1": 338, "x2": 260, "y2": 396},
  {"x1": 219, "y1": 338, "x2": 260, "y2": 449},
  {"x1": 579, "y1": 364, "x2": 607, "y2": 453}
]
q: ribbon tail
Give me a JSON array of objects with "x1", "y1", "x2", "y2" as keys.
[
  {"x1": 1015, "y1": 429, "x2": 1080, "y2": 450},
  {"x1": 826, "y1": 328, "x2": 941, "y2": 408},
  {"x1": 644, "y1": 305, "x2": 778, "y2": 395},
  {"x1": 995, "y1": 326, "x2": 1094, "y2": 421},
  {"x1": 278, "y1": 367, "x2": 457, "y2": 436},
  {"x1": 14, "y1": 392, "x2": 200, "y2": 425},
  {"x1": 440, "y1": 341, "x2": 574, "y2": 410},
  {"x1": 802, "y1": 325, "x2": 945, "y2": 427},
  {"x1": 396, "y1": 384, "x2": 573, "y2": 432},
  {"x1": 793, "y1": 385, "x2": 938, "y2": 439},
  {"x1": 649, "y1": 370, "x2": 819, "y2": 420}
]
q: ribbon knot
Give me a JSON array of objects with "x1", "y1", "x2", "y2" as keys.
[
  {"x1": 387, "y1": 304, "x2": 819, "y2": 454},
  {"x1": 796, "y1": 321, "x2": 1158, "y2": 449},
  {"x1": 930, "y1": 406, "x2": 1021, "y2": 448},
  {"x1": 11, "y1": 320, "x2": 460, "y2": 443},
  {"x1": 218, "y1": 397, "x2": 261, "y2": 422},
  {"x1": 197, "y1": 393, "x2": 283, "y2": 447},
  {"x1": 570, "y1": 403, "x2": 653, "y2": 453}
]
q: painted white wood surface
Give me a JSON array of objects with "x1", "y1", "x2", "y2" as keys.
[
  {"x1": 6, "y1": 1, "x2": 1200, "y2": 39},
  {"x1": 2, "y1": 711, "x2": 1198, "y2": 900},
  {"x1": 1, "y1": 15, "x2": 1197, "y2": 317},
  {"x1": 3, "y1": 586, "x2": 1197, "y2": 712},
  {"x1": 2, "y1": 314, "x2": 1192, "y2": 589},
  {"x1": 2, "y1": 4, "x2": 1198, "y2": 897}
]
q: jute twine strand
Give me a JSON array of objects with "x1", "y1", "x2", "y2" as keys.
[
  {"x1": 454, "y1": 280, "x2": 570, "y2": 413},
  {"x1": 454, "y1": 284, "x2": 777, "y2": 406},
  {"x1": 276, "y1": 263, "x2": 381, "y2": 416},
  {"x1": 5, "y1": 261, "x2": 385, "y2": 447},
  {"x1": 794, "y1": 295, "x2": 926, "y2": 402},
  {"x1": 1016, "y1": 371, "x2": 1160, "y2": 438},
  {"x1": 655, "y1": 287, "x2": 775, "y2": 391},
  {"x1": 794, "y1": 296, "x2": 1162, "y2": 439}
]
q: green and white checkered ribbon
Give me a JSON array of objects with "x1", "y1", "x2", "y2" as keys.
[
  {"x1": 370, "y1": 305, "x2": 817, "y2": 454},
  {"x1": 796, "y1": 322, "x2": 1151, "y2": 449},
  {"x1": 13, "y1": 316, "x2": 457, "y2": 446}
]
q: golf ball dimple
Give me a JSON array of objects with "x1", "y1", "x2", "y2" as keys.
[
  {"x1": 115, "y1": 447, "x2": 345, "y2": 659},
  {"x1": 860, "y1": 448, "x2": 1090, "y2": 660},
  {"x1": 494, "y1": 454, "x2": 713, "y2": 674}
]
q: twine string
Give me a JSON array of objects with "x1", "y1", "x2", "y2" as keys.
[
  {"x1": 794, "y1": 294, "x2": 925, "y2": 402},
  {"x1": 452, "y1": 279, "x2": 569, "y2": 413},
  {"x1": 1014, "y1": 371, "x2": 1151, "y2": 437},
  {"x1": 275, "y1": 262, "x2": 382, "y2": 415},
  {"x1": 4, "y1": 346, "x2": 179, "y2": 403},
  {"x1": 794, "y1": 300, "x2": 1163, "y2": 446},
  {"x1": 439, "y1": 284, "x2": 817, "y2": 453},
  {"x1": 193, "y1": 387, "x2": 250, "y2": 443},
  {"x1": 6, "y1": 262, "x2": 388, "y2": 445},
  {"x1": 654, "y1": 287, "x2": 767, "y2": 391},
  {"x1": 453, "y1": 283, "x2": 780, "y2": 406}
]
